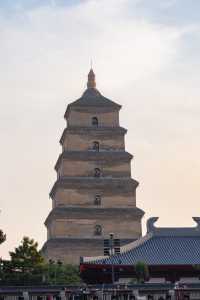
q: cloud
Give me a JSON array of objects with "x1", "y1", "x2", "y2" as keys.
[{"x1": 0, "y1": 0, "x2": 187, "y2": 106}]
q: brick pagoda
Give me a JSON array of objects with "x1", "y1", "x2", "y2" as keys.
[{"x1": 42, "y1": 69, "x2": 144, "y2": 264}]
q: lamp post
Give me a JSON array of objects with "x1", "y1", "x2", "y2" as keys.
[
  {"x1": 109, "y1": 233, "x2": 115, "y2": 285},
  {"x1": 104, "y1": 233, "x2": 120, "y2": 284}
]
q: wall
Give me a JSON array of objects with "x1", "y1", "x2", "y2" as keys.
[
  {"x1": 43, "y1": 238, "x2": 134, "y2": 265},
  {"x1": 58, "y1": 160, "x2": 131, "y2": 177},
  {"x1": 67, "y1": 110, "x2": 119, "y2": 127},
  {"x1": 49, "y1": 218, "x2": 141, "y2": 239},
  {"x1": 63, "y1": 133, "x2": 125, "y2": 151},
  {"x1": 53, "y1": 188, "x2": 136, "y2": 207}
]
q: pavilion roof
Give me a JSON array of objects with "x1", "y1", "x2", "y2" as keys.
[
  {"x1": 82, "y1": 217, "x2": 200, "y2": 266},
  {"x1": 68, "y1": 87, "x2": 121, "y2": 109}
]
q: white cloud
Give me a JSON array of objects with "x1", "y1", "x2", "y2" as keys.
[{"x1": 0, "y1": 0, "x2": 184, "y2": 91}]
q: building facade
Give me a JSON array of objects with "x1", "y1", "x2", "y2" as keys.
[{"x1": 42, "y1": 69, "x2": 144, "y2": 264}]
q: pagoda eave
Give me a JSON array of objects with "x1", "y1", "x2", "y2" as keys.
[
  {"x1": 44, "y1": 206, "x2": 144, "y2": 226},
  {"x1": 49, "y1": 177, "x2": 139, "y2": 199},
  {"x1": 59, "y1": 126, "x2": 127, "y2": 145},
  {"x1": 54, "y1": 151, "x2": 133, "y2": 171}
]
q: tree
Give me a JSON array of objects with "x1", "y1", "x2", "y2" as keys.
[
  {"x1": 0, "y1": 230, "x2": 6, "y2": 245},
  {"x1": 0, "y1": 237, "x2": 82, "y2": 286},
  {"x1": 10, "y1": 236, "x2": 44, "y2": 266},
  {"x1": 135, "y1": 261, "x2": 149, "y2": 283},
  {"x1": 0, "y1": 237, "x2": 45, "y2": 285},
  {"x1": 43, "y1": 261, "x2": 81, "y2": 285}
]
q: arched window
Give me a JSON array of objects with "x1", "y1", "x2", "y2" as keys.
[
  {"x1": 92, "y1": 117, "x2": 98, "y2": 127},
  {"x1": 94, "y1": 168, "x2": 101, "y2": 177},
  {"x1": 94, "y1": 195, "x2": 101, "y2": 205},
  {"x1": 94, "y1": 224, "x2": 102, "y2": 236},
  {"x1": 93, "y1": 141, "x2": 99, "y2": 151}
]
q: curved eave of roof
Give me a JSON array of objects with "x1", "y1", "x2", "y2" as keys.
[
  {"x1": 83, "y1": 217, "x2": 200, "y2": 266},
  {"x1": 64, "y1": 88, "x2": 121, "y2": 119},
  {"x1": 54, "y1": 151, "x2": 133, "y2": 171},
  {"x1": 60, "y1": 127, "x2": 127, "y2": 145},
  {"x1": 44, "y1": 206, "x2": 144, "y2": 226},
  {"x1": 90, "y1": 236, "x2": 200, "y2": 266},
  {"x1": 146, "y1": 217, "x2": 200, "y2": 236}
]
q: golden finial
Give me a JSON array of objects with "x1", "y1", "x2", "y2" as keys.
[{"x1": 87, "y1": 68, "x2": 96, "y2": 89}]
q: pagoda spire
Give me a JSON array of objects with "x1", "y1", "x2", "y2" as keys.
[{"x1": 87, "y1": 69, "x2": 96, "y2": 89}]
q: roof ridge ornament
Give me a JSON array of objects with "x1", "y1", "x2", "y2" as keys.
[
  {"x1": 87, "y1": 68, "x2": 96, "y2": 89},
  {"x1": 147, "y1": 217, "x2": 159, "y2": 233},
  {"x1": 146, "y1": 217, "x2": 200, "y2": 236},
  {"x1": 193, "y1": 217, "x2": 200, "y2": 228}
]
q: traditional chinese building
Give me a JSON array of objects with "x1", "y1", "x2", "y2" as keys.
[
  {"x1": 80, "y1": 217, "x2": 200, "y2": 284},
  {"x1": 42, "y1": 69, "x2": 144, "y2": 264}
]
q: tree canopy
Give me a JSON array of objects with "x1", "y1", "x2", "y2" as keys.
[
  {"x1": 1, "y1": 237, "x2": 44, "y2": 285},
  {"x1": 0, "y1": 230, "x2": 6, "y2": 245},
  {"x1": 10, "y1": 236, "x2": 44, "y2": 266},
  {"x1": 42, "y1": 261, "x2": 81, "y2": 285},
  {"x1": 0, "y1": 236, "x2": 81, "y2": 286},
  {"x1": 135, "y1": 261, "x2": 149, "y2": 283}
]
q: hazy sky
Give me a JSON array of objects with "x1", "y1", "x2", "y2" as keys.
[{"x1": 1, "y1": 0, "x2": 200, "y2": 259}]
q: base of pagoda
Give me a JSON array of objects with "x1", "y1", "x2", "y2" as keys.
[{"x1": 41, "y1": 238, "x2": 136, "y2": 265}]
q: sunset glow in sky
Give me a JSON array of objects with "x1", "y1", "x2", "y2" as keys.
[{"x1": 1, "y1": 0, "x2": 200, "y2": 258}]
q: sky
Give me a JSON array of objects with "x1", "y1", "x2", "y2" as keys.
[{"x1": 0, "y1": 0, "x2": 200, "y2": 259}]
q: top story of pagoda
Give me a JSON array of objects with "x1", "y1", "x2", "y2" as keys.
[{"x1": 64, "y1": 69, "x2": 122, "y2": 128}]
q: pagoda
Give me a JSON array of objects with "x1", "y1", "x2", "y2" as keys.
[{"x1": 42, "y1": 69, "x2": 144, "y2": 264}]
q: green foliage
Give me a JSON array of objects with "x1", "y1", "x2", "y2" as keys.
[
  {"x1": 10, "y1": 236, "x2": 44, "y2": 267},
  {"x1": 135, "y1": 261, "x2": 149, "y2": 283},
  {"x1": 0, "y1": 230, "x2": 6, "y2": 245},
  {"x1": 0, "y1": 236, "x2": 81, "y2": 286},
  {"x1": 193, "y1": 264, "x2": 200, "y2": 271},
  {"x1": 42, "y1": 262, "x2": 81, "y2": 285},
  {"x1": 0, "y1": 236, "x2": 44, "y2": 285},
  {"x1": 0, "y1": 259, "x2": 44, "y2": 285}
]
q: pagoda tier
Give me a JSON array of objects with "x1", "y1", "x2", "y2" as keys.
[
  {"x1": 50, "y1": 177, "x2": 138, "y2": 196},
  {"x1": 50, "y1": 177, "x2": 138, "y2": 208},
  {"x1": 60, "y1": 127, "x2": 127, "y2": 152},
  {"x1": 42, "y1": 69, "x2": 144, "y2": 264},
  {"x1": 45, "y1": 207, "x2": 144, "y2": 239},
  {"x1": 55, "y1": 151, "x2": 133, "y2": 178}
]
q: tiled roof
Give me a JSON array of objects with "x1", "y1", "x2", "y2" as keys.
[
  {"x1": 84, "y1": 217, "x2": 200, "y2": 266},
  {"x1": 68, "y1": 88, "x2": 121, "y2": 109}
]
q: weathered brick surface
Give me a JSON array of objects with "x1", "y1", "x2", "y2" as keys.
[
  {"x1": 67, "y1": 110, "x2": 119, "y2": 127},
  {"x1": 42, "y1": 238, "x2": 136, "y2": 265},
  {"x1": 58, "y1": 160, "x2": 131, "y2": 178},
  {"x1": 63, "y1": 133, "x2": 125, "y2": 151},
  {"x1": 53, "y1": 189, "x2": 136, "y2": 207},
  {"x1": 48, "y1": 218, "x2": 141, "y2": 239},
  {"x1": 45, "y1": 207, "x2": 143, "y2": 239},
  {"x1": 50, "y1": 177, "x2": 139, "y2": 199}
]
